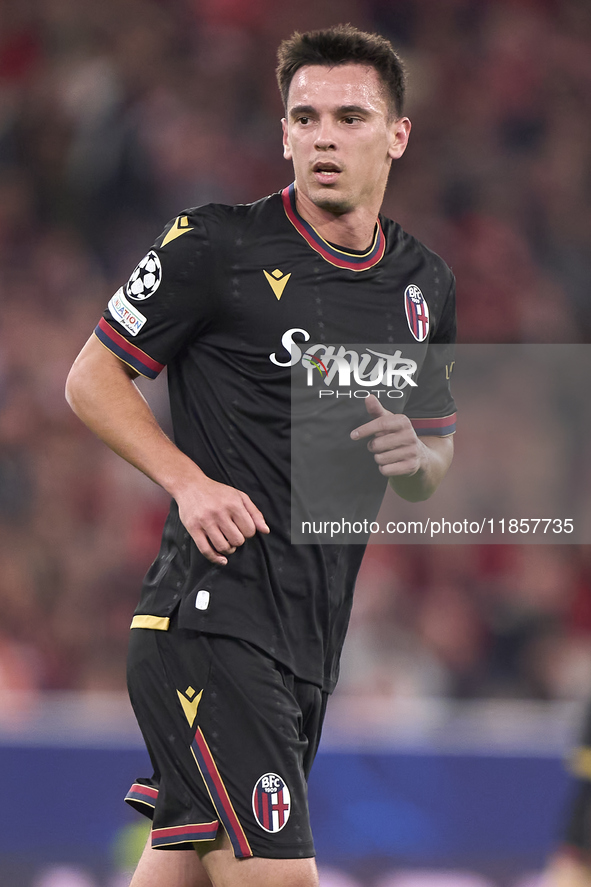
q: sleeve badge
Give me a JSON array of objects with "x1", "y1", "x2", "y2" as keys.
[{"x1": 126, "y1": 250, "x2": 162, "y2": 301}]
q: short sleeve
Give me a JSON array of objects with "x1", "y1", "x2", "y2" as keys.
[
  {"x1": 406, "y1": 274, "x2": 457, "y2": 436},
  {"x1": 94, "y1": 210, "x2": 218, "y2": 378}
]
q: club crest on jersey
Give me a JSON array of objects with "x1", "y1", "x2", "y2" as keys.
[
  {"x1": 252, "y1": 773, "x2": 291, "y2": 833},
  {"x1": 404, "y1": 284, "x2": 429, "y2": 342},
  {"x1": 126, "y1": 251, "x2": 162, "y2": 301}
]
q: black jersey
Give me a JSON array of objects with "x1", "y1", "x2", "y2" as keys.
[{"x1": 96, "y1": 185, "x2": 456, "y2": 691}]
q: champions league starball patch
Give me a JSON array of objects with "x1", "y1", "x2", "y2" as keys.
[
  {"x1": 126, "y1": 250, "x2": 162, "y2": 300},
  {"x1": 404, "y1": 284, "x2": 430, "y2": 342},
  {"x1": 252, "y1": 773, "x2": 291, "y2": 833}
]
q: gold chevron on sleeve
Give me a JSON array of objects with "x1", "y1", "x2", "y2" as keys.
[
  {"x1": 161, "y1": 215, "x2": 193, "y2": 247},
  {"x1": 263, "y1": 268, "x2": 291, "y2": 300},
  {"x1": 177, "y1": 686, "x2": 203, "y2": 727}
]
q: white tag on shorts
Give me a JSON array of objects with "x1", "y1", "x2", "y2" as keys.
[{"x1": 195, "y1": 590, "x2": 210, "y2": 610}]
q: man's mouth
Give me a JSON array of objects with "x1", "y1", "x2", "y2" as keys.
[{"x1": 312, "y1": 162, "x2": 341, "y2": 185}]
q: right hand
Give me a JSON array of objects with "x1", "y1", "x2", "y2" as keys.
[{"x1": 176, "y1": 475, "x2": 269, "y2": 565}]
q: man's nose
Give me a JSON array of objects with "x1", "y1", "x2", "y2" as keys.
[{"x1": 314, "y1": 118, "x2": 337, "y2": 149}]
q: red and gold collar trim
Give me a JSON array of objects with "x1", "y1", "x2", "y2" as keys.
[{"x1": 281, "y1": 183, "x2": 385, "y2": 271}]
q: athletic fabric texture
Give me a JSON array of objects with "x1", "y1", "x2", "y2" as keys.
[
  {"x1": 97, "y1": 186, "x2": 457, "y2": 692},
  {"x1": 126, "y1": 620, "x2": 326, "y2": 858}
]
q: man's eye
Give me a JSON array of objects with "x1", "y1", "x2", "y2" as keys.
[
  {"x1": 343, "y1": 117, "x2": 360, "y2": 124},
  {"x1": 298, "y1": 116, "x2": 310, "y2": 125}
]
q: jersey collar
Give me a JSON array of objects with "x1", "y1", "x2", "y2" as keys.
[{"x1": 281, "y1": 183, "x2": 385, "y2": 271}]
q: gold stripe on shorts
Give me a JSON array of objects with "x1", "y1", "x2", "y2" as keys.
[
  {"x1": 130, "y1": 614, "x2": 170, "y2": 631},
  {"x1": 570, "y1": 747, "x2": 591, "y2": 781}
]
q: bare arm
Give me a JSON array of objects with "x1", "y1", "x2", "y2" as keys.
[
  {"x1": 65, "y1": 335, "x2": 269, "y2": 564},
  {"x1": 350, "y1": 394, "x2": 453, "y2": 502}
]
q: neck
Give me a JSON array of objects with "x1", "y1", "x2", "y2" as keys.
[{"x1": 294, "y1": 188, "x2": 381, "y2": 251}]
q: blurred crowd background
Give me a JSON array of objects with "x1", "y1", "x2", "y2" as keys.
[{"x1": 1, "y1": 0, "x2": 591, "y2": 704}]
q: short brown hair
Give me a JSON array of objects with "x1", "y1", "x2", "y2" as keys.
[{"x1": 276, "y1": 24, "x2": 406, "y2": 119}]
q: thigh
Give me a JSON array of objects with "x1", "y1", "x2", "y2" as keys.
[
  {"x1": 197, "y1": 828, "x2": 320, "y2": 887},
  {"x1": 130, "y1": 836, "x2": 212, "y2": 887},
  {"x1": 127, "y1": 625, "x2": 323, "y2": 860}
]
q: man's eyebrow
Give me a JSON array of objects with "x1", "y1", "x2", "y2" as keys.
[
  {"x1": 289, "y1": 104, "x2": 372, "y2": 118},
  {"x1": 336, "y1": 105, "x2": 371, "y2": 116},
  {"x1": 289, "y1": 105, "x2": 316, "y2": 117}
]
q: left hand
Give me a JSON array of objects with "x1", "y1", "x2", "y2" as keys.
[{"x1": 350, "y1": 394, "x2": 425, "y2": 477}]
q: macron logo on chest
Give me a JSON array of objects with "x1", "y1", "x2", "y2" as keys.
[{"x1": 263, "y1": 269, "x2": 291, "y2": 300}]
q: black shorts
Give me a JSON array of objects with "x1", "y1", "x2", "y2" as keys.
[{"x1": 125, "y1": 620, "x2": 328, "y2": 859}]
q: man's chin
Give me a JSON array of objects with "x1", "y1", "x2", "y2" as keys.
[{"x1": 309, "y1": 188, "x2": 353, "y2": 215}]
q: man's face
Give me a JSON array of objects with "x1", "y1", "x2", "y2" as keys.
[{"x1": 282, "y1": 63, "x2": 410, "y2": 216}]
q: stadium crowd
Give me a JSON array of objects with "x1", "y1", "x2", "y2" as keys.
[{"x1": 1, "y1": 0, "x2": 591, "y2": 702}]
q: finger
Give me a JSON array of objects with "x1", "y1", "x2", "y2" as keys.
[
  {"x1": 241, "y1": 495, "x2": 270, "y2": 534},
  {"x1": 192, "y1": 529, "x2": 229, "y2": 566},
  {"x1": 216, "y1": 519, "x2": 246, "y2": 549},
  {"x1": 364, "y1": 393, "x2": 389, "y2": 419},
  {"x1": 350, "y1": 395, "x2": 388, "y2": 440},
  {"x1": 351, "y1": 412, "x2": 407, "y2": 441},
  {"x1": 377, "y1": 458, "x2": 420, "y2": 477},
  {"x1": 350, "y1": 418, "x2": 381, "y2": 440},
  {"x1": 205, "y1": 523, "x2": 241, "y2": 556},
  {"x1": 368, "y1": 430, "x2": 416, "y2": 454},
  {"x1": 229, "y1": 502, "x2": 258, "y2": 539},
  {"x1": 373, "y1": 446, "x2": 420, "y2": 468},
  {"x1": 214, "y1": 507, "x2": 250, "y2": 548}
]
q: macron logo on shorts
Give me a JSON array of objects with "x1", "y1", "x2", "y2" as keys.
[
  {"x1": 177, "y1": 686, "x2": 202, "y2": 728},
  {"x1": 252, "y1": 773, "x2": 291, "y2": 833}
]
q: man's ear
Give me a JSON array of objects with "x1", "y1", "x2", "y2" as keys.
[
  {"x1": 388, "y1": 116, "x2": 411, "y2": 161},
  {"x1": 282, "y1": 118, "x2": 292, "y2": 160}
]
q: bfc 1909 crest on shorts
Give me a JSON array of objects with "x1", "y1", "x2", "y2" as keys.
[{"x1": 252, "y1": 773, "x2": 291, "y2": 833}]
